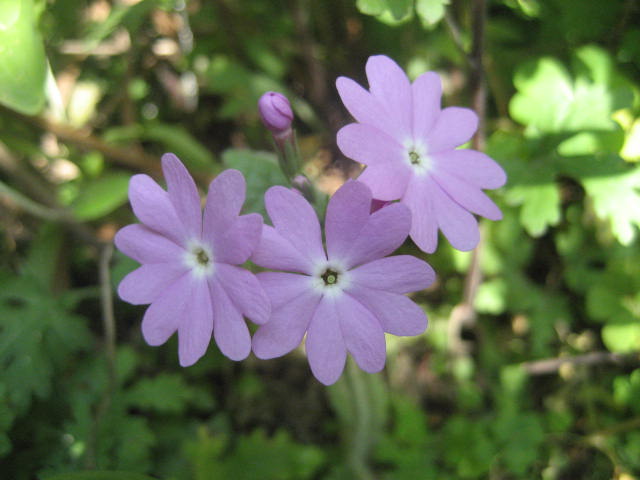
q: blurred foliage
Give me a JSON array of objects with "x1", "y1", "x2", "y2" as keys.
[{"x1": 1, "y1": 0, "x2": 640, "y2": 479}]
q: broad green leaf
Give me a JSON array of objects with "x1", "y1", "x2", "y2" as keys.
[
  {"x1": 143, "y1": 123, "x2": 215, "y2": 172},
  {"x1": 510, "y1": 58, "x2": 573, "y2": 133},
  {"x1": 582, "y1": 163, "x2": 640, "y2": 244},
  {"x1": 510, "y1": 46, "x2": 634, "y2": 135},
  {"x1": 222, "y1": 148, "x2": 288, "y2": 217},
  {"x1": 602, "y1": 324, "x2": 640, "y2": 353},
  {"x1": 474, "y1": 278, "x2": 507, "y2": 314},
  {"x1": 415, "y1": 0, "x2": 449, "y2": 28},
  {"x1": 356, "y1": 0, "x2": 386, "y2": 15},
  {"x1": 0, "y1": 0, "x2": 47, "y2": 114},
  {"x1": 506, "y1": 182, "x2": 561, "y2": 236},
  {"x1": 126, "y1": 373, "x2": 213, "y2": 414},
  {"x1": 355, "y1": 0, "x2": 413, "y2": 23},
  {"x1": 72, "y1": 173, "x2": 131, "y2": 220},
  {"x1": 43, "y1": 472, "x2": 157, "y2": 480}
]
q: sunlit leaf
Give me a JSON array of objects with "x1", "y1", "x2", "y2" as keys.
[
  {"x1": 602, "y1": 324, "x2": 640, "y2": 353},
  {"x1": 0, "y1": 0, "x2": 47, "y2": 114},
  {"x1": 415, "y1": 0, "x2": 449, "y2": 28}
]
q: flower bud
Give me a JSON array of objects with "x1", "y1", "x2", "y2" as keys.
[{"x1": 258, "y1": 91, "x2": 293, "y2": 137}]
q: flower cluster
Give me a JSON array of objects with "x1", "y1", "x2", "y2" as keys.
[{"x1": 115, "y1": 55, "x2": 505, "y2": 385}]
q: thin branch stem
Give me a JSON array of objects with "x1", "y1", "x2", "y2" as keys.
[
  {"x1": 447, "y1": 0, "x2": 487, "y2": 357},
  {"x1": 521, "y1": 351, "x2": 639, "y2": 376}
]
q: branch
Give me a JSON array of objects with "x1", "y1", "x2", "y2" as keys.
[
  {"x1": 447, "y1": 0, "x2": 487, "y2": 357},
  {"x1": 521, "y1": 351, "x2": 639, "y2": 376}
]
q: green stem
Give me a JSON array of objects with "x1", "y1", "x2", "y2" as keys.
[{"x1": 346, "y1": 359, "x2": 375, "y2": 480}]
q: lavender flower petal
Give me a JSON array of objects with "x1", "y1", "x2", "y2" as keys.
[
  {"x1": 257, "y1": 272, "x2": 312, "y2": 310},
  {"x1": 128, "y1": 174, "x2": 185, "y2": 245},
  {"x1": 114, "y1": 224, "x2": 183, "y2": 264},
  {"x1": 178, "y1": 279, "x2": 213, "y2": 367},
  {"x1": 305, "y1": 297, "x2": 347, "y2": 386},
  {"x1": 264, "y1": 186, "x2": 325, "y2": 265},
  {"x1": 162, "y1": 153, "x2": 202, "y2": 239},
  {"x1": 365, "y1": 55, "x2": 412, "y2": 138},
  {"x1": 252, "y1": 289, "x2": 321, "y2": 359},
  {"x1": 141, "y1": 273, "x2": 192, "y2": 346},
  {"x1": 118, "y1": 263, "x2": 188, "y2": 305},
  {"x1": 217, "y1": 263, "x2": 271, "y2": 325},
  {"x1": 430, "y1": 176, "x2": 480, "y2": 251},
  {"x1": 340, "y1": 203, "x2": 411, "y2": 268},
  {"x1": 336, "y1": 123, "x2": 403, "y2": 166},
  {"x1": 347, "y1": 287, "x2": 427, "y2": 336},
  {"x1": 349, "y1": 255, "x2": 435, "y2": 294},
  {"x1": 432, "y1": 168, "x2": 503, "y2": 220},
  {"x1": 412, "y1": 71, "x2": 442, "y2": 138},
  {"x1": 209, "y1": 278, "x2": 251, "y2": 361},
  {"x1": 252, "y1": 225, "x2": 314, "y2": 274},
  {"x1": 325, "y1": 180, "x2": 371, "y2": 261},
  {"x1": 402, "y1": 175, "x2": 439, "y2": 253},
  {"x1": 203, "y1": 169, "x2": 246, "y2": 233},
  {"x1": 212, "y1": 213, "x2": 263, "y2": 265},
  {"x1": 425, "y1": 107, "x2": 478, "y2": 153},
  {"x1": 433, "y1": 149, "x2": 507, "y2": 189},
  {"x1": 337, "y1": 294, "x2": 386, "y2": 373},
  {"x1": 357, "y1": 162, "x2": 412, "y2": 201},
  {"x1": 336, "y1": 76, "x2": 396, "y2": 138}
]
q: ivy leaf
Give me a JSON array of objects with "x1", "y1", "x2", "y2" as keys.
[{"x1": 0, "y1": 0, "x2": 47, "y2": 114}]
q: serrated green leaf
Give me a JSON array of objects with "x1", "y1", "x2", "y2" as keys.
[
  {"x1": 72, "y1": 173, "x2": 131, "y2": 220},
  {"x1": 581, "y1": 163, "x2": 640, "y2": 244},
  {"x1": 222, "y1": 148, "x2": 288, "y2": 217},
  {"x1": 126, "y1": 373, "x2": 211, "y2": 414},
  {"x1": 356, "y1": 0, "x2": 386, "y2": 15},
  {"x1": 507, "y1": 182, "x2": 561, "y2": 236},
  {"x1": 510, "y1": 47, "x2": 633, "y2": 135},
  {"x1": 415, "y1": 0, "x2": 449, "y2": 27},
  {"x1": 0, "y1": 0, "x2": 47, "y2": 114},
  {"x1": 602, "y1": 324, "x2": 640, "y2": 353}
]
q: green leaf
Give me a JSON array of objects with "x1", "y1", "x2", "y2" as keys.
[
  {"x1": 126, "y1": 373, "x2": 213, "y2": 414},
  {"x1": 71, "y1": 173, "x2": 131, "y2": 220},
  {"x1": 355, "y1": 0, "x2": 413, "y2": 22},
  {"x1": 509, "y1": 47, "x2": 633, "y2": 135},
  {"x1": 602, "y1": 324, "x2": 640, "y2": 353},
  {"x1": 222, "y1": 148, "x2": 288, "y2": 217},
  {"x1": 506, "y1": 182, "x2": 561, "y2": 236},
  {"x1": 581, "y1": 163, "x2": 640, "y2": 245},
  {"x1": 415, "y1": 0, "x2": 449, "y2": 27},
  {"x1": 42, "y1": 472, "x2": 158, "y2": 480},
  {"x1": 143, "y1": 123, "x2": 216, "y2": 172},
  {"x1": 356, "y1": 0, "x2": 386, "y2": 15},
  {"x1": 0, "y1": 0, "x2": 47, "y2": 114}
]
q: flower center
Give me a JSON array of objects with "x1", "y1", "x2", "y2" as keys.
[
  {"x1": 311, "y1": 262, "x2": 350, "y2": 298},
  {"x1": 184, "y1": 241, "x2": 214, "y2": 278},
  {"x1": 321, "y1": 268, "x2": 339, "y2": 286},
  {"x1": 195, "y1": 247, "x2": 210, "y2": 266},
  {"x1": 403, "y1": 141, "x2": 431, "y2": 175}
]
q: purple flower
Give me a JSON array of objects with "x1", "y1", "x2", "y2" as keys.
[
  {"x1": 336, "y1": 55, "x2": 507, "y2": 253},
  {"x1": 115, "y1": 153, "x2": 270, "y2": 366},
  {"x1": 250, "y1": 180, "x2": 435, "y2": 385},
  {"x1": 258, "y1": 91, "x2": 293, "y2": 138}
]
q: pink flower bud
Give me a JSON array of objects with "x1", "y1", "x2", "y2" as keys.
[{"x1": 258, "y1": 91, "x2": 293, "y2": 136}]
